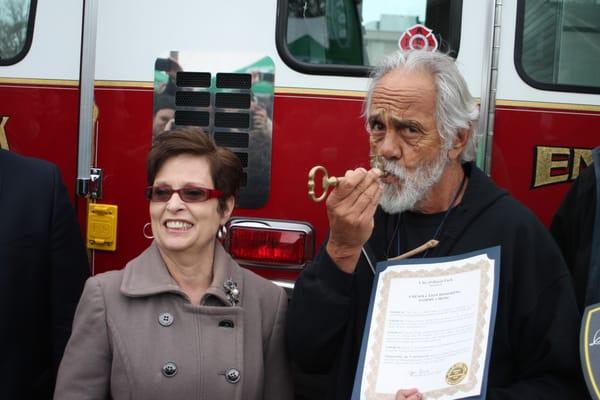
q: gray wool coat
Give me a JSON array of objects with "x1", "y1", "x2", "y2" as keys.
[{"x1": 54, "y1": 242, "x2": 292, "y2": 400}]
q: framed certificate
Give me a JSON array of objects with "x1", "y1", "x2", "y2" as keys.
[{"x1": 352, "y1": 247, "x2": 500, "y2": 400}]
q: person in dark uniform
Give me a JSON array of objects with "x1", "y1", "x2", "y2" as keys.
[
  {"x1": 551, "y1": 147, "x2": 600, "y2": 312},
  {"x1": 286, "y1": 50, "x2": 586, "y2": 400},
  {"x1": 0, "y1": 149, "x2": 89, "y2": 399}
]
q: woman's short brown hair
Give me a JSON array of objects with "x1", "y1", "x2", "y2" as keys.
[{"x1": 147, "y1": 127, "x2": 242, "y2": 213}]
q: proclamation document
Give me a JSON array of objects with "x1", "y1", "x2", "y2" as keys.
[{"x1": 351, "y1": 247, "x2": 500, "y2": 400}]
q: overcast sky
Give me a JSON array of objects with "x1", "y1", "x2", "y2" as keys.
[{"x1": 361, "y1": 0, "x2": 426, "y2": 25}]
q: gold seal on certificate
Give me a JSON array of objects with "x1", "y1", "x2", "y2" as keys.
[
  {"x1": 446, "y1": 363, "x2": 468, "y2": 385},
  {"x1": 351, "y1": 247, "x2": 500, "y2": 400}
]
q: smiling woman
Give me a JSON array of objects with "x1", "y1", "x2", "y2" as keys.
[{"x1": 54, "y1": 127, "x2": 293, "y2": 400}]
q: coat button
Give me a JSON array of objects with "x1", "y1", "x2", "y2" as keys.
[
  {"x1": 219, "y1": 319, "x2": 234, "y2": 328},
  {"x1": 162, "y1": 362, "x2": 177, "y2": 377},
  {"x1": 158, "y1": 312, "x2": 174, "y2": 327},
  {"x1": 225, "y1": 368, "x2": 240, "y2": 384}
]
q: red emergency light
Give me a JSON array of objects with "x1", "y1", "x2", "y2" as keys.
[{"x1": 225, "y1": 219, "x2": 314, "y2": 268}]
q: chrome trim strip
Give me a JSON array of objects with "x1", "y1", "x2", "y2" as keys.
[
  {"x1": 76, "y1": 0, "x2": 99, "y2": 196},
  {"x1": 478, "y1": 0, "x2": 503, "y2": 175},
  {"x1": 272, "y1": 280, "x2": 295, "y2": 298},
  {"x1": 272, "y1": 280, "x2": 295, "y2": 290},
  {"x1": 227, "y1": 218, "x2": 313, "y2": 234},
  {"x1": 237, "y1": 260, "x2": 308, "y2": 269}
]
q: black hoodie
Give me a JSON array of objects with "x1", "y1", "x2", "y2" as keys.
[{"x1": 287, "y1": 163, "x2": 587, "y2": 400}]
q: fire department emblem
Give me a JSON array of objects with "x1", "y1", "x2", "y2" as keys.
[{"x1": 399, "y1": 24, "x2": 438, "y2": 52}]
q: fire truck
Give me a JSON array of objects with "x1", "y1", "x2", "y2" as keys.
[{"x1": 0, "y1": 0, "x2": 599, "y2": 287}]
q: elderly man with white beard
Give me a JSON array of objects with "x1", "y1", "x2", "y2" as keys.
[{"x1": 286, "y1": 50, "x2": 586, "y2": 400}]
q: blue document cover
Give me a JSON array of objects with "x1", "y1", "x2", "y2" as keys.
[
  {"x1": 351, "y1": 246, "x2": 500, "y2": 400},
  {"x1": 580, "y1": 303, "x2": 600, "y2": 400}
]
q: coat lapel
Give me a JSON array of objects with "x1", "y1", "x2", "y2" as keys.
[
  {"x1": 120, "y1": 241, "x2": 243, "y2": 307},
  {"x1": 202, "y1": 242, "x2": 244, "y2": 306},
  {"x1": 120, "y1": 242, "x2": 184, "y2": 297}
]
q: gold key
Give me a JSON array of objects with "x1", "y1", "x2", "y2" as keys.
[
  {"x1": 307, "y1": 166, "x2": 339, "y2": 202},
  {"x1": 307, "y1": 154, "x2": 386, "y2": 202}
]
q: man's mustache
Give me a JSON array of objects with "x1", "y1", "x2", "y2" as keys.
[{"x1": 382, "y1": 159, "x2": 408, "y2": 181}]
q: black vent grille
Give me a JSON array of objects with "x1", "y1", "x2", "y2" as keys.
[
  {"x1": 215, "y1": 112, "x2": 249, "y2": 129},
  {"x1": 215, "y1": 93, "x2": 251, "y2": 109},
  {"x1": 176, "y1": 72, "x2": 211, "y2": 87},
  {"x1": 214, "y1": 132, "x2": 249, "y2": 148},
  {"x1": 175, "y1": 110, "x2": 209, "y2": 127},
  {"x1": 216, "y1": 73, "x2": 251, "y2": 89},
  {"x1": 175, "y1": 91, "x2": 210, "y2": 107},
  {"x1": 234, "y1": 152, "x2": 249, "y2": 168},
  {"x1": 153, "y1": 57, "x2": 275, "y2": 206}
]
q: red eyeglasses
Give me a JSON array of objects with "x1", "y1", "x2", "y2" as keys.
[{"x1": 146, "y1": 185, "x2": 223, "y2": 203}]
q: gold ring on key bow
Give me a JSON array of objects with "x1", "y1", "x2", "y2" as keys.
[{"x1": 308, "y1": 166, "x2": 340, "y2": 202}]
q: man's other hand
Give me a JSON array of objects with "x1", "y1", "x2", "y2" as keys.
[{"x1": 395, "y1": 388, "x2": 422, "y2": 400}]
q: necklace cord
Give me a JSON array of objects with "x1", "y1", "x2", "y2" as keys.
[{"x1": 427, "y1": 173, "x2": 468, "y2": 246}]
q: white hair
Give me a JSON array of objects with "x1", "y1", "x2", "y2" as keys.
[{"x1": 364, "y1": 50, "x2": 480, "y2": 162}]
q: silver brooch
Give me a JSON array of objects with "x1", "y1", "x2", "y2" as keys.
[{"x1": 223, "y1": 279, "x2": 240, "y2": 306}]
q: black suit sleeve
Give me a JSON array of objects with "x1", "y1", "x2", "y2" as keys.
[
  {"x1": 550, "y1": 166, "x2": 595, "y2": 311},
  {"x1": 488, "y1": 213, "x2": 588, "y2": 399},
  {"x1": 48, "y1": 164, "x2": 89, "y2": 378}
]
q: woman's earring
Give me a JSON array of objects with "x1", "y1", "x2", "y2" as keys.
[
  {"x1": 217, "y1": 224, "x2": 227, "y2": 240},
  {"x1": 143, "y1": 222, "x2": 154, "y2": 239}
]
